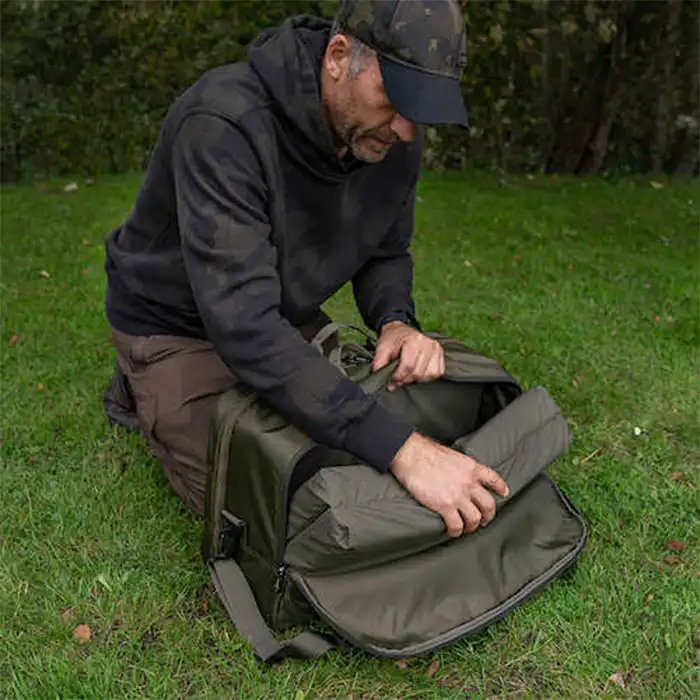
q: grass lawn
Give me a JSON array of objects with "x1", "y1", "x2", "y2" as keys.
[{"x1": 1, "y1": 171, "x2": 698, "y2": 699}]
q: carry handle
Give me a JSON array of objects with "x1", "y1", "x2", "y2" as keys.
[{"x1": 310, "y1": 322, "x2": 377, "y2": 354}]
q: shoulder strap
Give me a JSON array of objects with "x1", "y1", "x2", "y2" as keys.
[{"x1": 208, "y1": 558, "x2": 335, "y2": 664}]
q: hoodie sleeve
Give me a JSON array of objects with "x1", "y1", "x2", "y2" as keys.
[
  {"x1": 351, "y1": 142, "x2": 422, "y2": 334},
  {"x1": 171, "y1": 113, "x2": 414, "y2": 470}
]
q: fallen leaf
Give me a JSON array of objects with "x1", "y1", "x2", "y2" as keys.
[
  {"x1": 73, "y1": 624, "x2": 91, "y2": 644},
  {"x1": 115, "y1": 505, "x2": 123, "y2": 521},
  {"x1": 426, "y1": 659, "x2": 440, "y2": 677},
  {"x1": 568, "y1": 264, "x2": 574, "y2": 270},
  {"x1": 663, "y1": 555, "x2": 680, "y2": 566},
  {"x1": 64, "y1": 182, "x2": 79, "y2": 193},
  {"x1": 36, "y1": 383, "x2": 44, "y2": 392},
  {"x1": 572, "y1": 379, "x2": 579, "y2": 388},
  {"x1": 666, "y1": 540, "x2": 684, "y2": 553},
  {"x1": 644, "y1": 282, "x2": 651, "y2": 289},
  {"x1": 60, "y1": 607, "x2": 77, "y2": 624},
  {"x1": 652, "y1": 315, "x2": 660, "y2": 323},
  {"x1": 463, "y1": 259, "x2": 473, "y2": 267},
  {"x1": 82, "y1": 238, "x2": 91, "y2": 246},
  {"x1": 80, "y1": 268, "x2": 89, "y2": 276},
  {"x1": 551, "y1": 290, "x2": 558, "y2": 297},
  {"x1": 39, "y1": 269, "x2": 50, "y2": 278},
  {"x1": 27, "y1": 456, "x2": 37, "y2": 464},
  {"x1": 395, "y1": 659, "x2": 410, "y2": 669},
  {"x1": 8, "y1": 334, "x2": 22, "y2": 346},
  {"x1": 646, "y1": 594, "x2": 654, "y2": 602},
  {"x1": 488, "y1": 313, "x2": 500, "y2": 320},
  {"x1": 649, "y1": 181, "x2": 664, "y2": 190},
  {"x1": 666, "y1": 315, "x2": 673, "y2": 322},
  {"x1": 670, "y1": 472, "x2": 685, "y2": 482},
  {"x1": 608, "y1": 670, "x2": 627, "y2": 690}
]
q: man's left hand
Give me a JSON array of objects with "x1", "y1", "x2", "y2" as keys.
[{"x1": 372, "y1": 321, "x2": 445, "y2": 391}]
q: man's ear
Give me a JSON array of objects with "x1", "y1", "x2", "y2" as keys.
[{"x1": 324, "y1": 34, "x2": 351, "y2": 80}]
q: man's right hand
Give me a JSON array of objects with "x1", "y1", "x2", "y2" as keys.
[{"x1": 390, "y1": 432, "x2": 509, "y2": 538}]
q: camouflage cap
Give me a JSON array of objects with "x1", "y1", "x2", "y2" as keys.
[{"x1": 335, "y1": 0, "x2": 468, "y2": 127}]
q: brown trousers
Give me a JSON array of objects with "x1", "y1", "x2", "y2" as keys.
[{"x1": 110, "y1": 313, "x2": 332, "y2": 514}]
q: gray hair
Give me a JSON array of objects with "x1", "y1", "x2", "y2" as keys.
[{"x1": 331, "y1": 19, "x2": 376, "y2": 78}]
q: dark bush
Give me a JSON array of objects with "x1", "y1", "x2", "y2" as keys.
[{"x1": 1, "y1": 0, "x2": 697, "y2": 182}]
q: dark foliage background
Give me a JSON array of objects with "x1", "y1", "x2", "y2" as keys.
[{"x1": 1, "y1": 0, "x2": 698, "y2": 182}]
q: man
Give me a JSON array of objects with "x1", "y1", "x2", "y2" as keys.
[{"x1": 103, "y1": 0, "x2": 509, "y2": 537}]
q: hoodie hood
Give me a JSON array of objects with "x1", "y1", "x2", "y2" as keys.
[{"x1": 248, "y1": 16, "x2": 345, "y2": 168}]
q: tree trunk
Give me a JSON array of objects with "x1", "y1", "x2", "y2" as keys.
[
  {"x1": 650, "y1": 0, "x2": 683, "y2": 173},
  {"x1": 577, "y1": 7, "x2": 629, "y2": 174},
  {"x1": 674, "y1": 135, "x2": 699, "y2": 176},
  {"x1": 538, "y1": 0, "x2": 556, "y2": 170},
  {"x1": 672, "y1": 2, "x2": 699, "y2": 176},
  {"x1": 545, "y1": 3, "x2": 607, "y2": 174}
]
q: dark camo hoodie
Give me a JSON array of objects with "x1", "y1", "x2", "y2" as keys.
[{"x1": 104, "y1": 15, "x2": 423, "y2": 471}]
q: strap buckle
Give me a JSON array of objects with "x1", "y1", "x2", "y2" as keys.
[{"x1": 219, "y1": 509, "x2": 247, "y2": 558}]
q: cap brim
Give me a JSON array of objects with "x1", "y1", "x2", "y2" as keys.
[{"x1": 378, "y1": 55, "x2": 468, "y2": 129}]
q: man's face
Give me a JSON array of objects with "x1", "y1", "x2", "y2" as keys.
[{"x1": 323, "y1": 38, "x2": 416, "y2": 163}]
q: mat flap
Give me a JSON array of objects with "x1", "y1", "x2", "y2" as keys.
[{"x1": 290, "y1": 475, "x2": 586, "y2": 658}]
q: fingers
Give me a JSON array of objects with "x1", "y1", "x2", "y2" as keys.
[
  {"x1": 458, "y1": 501, "x2": 482, "y2": 534},
  {"x1": 443, "y1": 509, "x2": 465, "y2": 538},
  {"x1": 372, "y1": 338, "x2": 399, "y2": 372},
  {"x1": 425, "y1": 349, "x2": 443, "y2": 382},
  {"x1": 470, "y1": 486, "x2": 497, "y2": 525},
  {"x1": 390, "y1": 343, "x2": 420, "y2": 388},
  {"x1": 444, "y1": 492, "x2": 494, "y2": 538},
  {"x1": 475, "y1": 463, "x2": 510, "y2": 498},
  {"x1": 412, "y1": 350, "x2": 432, "y2": 384},
  {"x1": 389, "y1": 339, "x2": 444, "y2": 390}
]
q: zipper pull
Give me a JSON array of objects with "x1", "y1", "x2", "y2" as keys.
[{"x1": 274, "y1": 565, "x2": 286, "y2": 593}]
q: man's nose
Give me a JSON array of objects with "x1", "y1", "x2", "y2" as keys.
[{"x1": 390, "y1": 113, "x2": 416, "y2": 142}]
